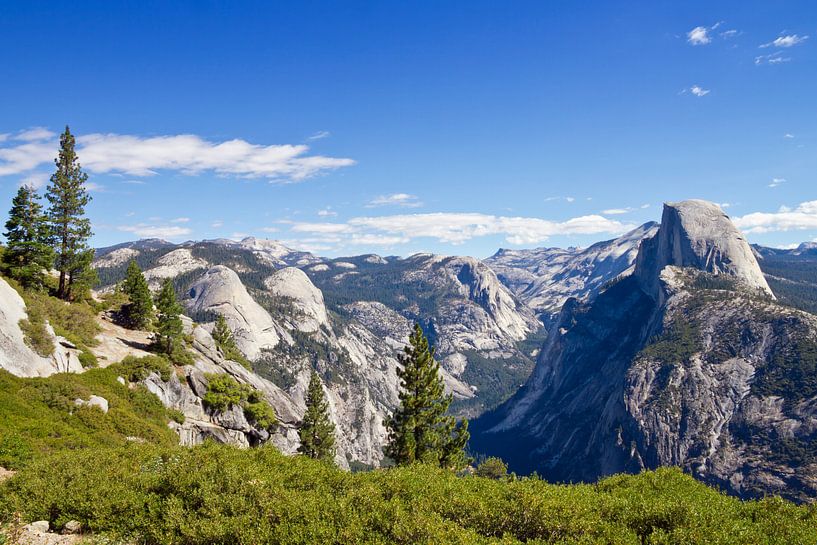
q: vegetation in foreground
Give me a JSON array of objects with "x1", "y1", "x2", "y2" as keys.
[{"x1": 2, "y1": 442, "x2": 816, "y2": 545}]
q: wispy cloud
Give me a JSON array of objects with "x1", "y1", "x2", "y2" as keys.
[
  {"x1": 0, "y1": 129, "x2": 355, "y2": 181},
  {"x1": 211, "y1": 220, "x2": 224, "y2": 229},
  {"x1": 689, "y1": 85, "x2": 710, "y2": 97},
  {"x1": 734, "y1": 201, "x2": 817, "y2": 233},
  {"x1": 687, "y1": 26, "x2": 712, "y2": 45},
  {"x1": 171, "y1": 217, "x2": 190, "y2": 223},
  {"x1": 307, "y1": 130, "x2": 331, "y2": 140},
  {"x1": 769, "y1": 177, "x2": 786, "y2": 188},
  {"x1": 117, "y1": 223, "x2": 193, "y2": 239},
  {"x1": 784, "y1": 133, "x2": 795, "y2": 139},
  {"x1": 317, "y1": 207, "x2": 337, "y2": 217},
  {"x1": 366, "y1": 193, "x2": 423, "y2": 208},
  {"x1": 760, "y1": 34, "x2": 808, "y2": 48},
  {"x1": 755, "y1": 53, "x2": 791, "y2": 65},
  {"x1": 288, "y1": 212, "x2": 634, "y2": 247}
]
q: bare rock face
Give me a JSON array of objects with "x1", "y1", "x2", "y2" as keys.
[
  {"x1": 187, "y1": 266, "x2": 282, "y2": 360},
  {"x1": 143, "y1": 248, "x2": 209, "y2": 289},
  {"x1": 264, "y1": 267, "x2": 329, "y2": 332},
  {"x1": 635, "y1": 201, "x2": 773, "y2": 299},
  {"x1": 0, "y1": 277, "x2": 82, "y2": 377},
  {"x1": 486, "y1": 222, "x2": 659, "y2": 321},
  {"x1": 472, "y1": 200, "x2": 816, "y2": 502}
]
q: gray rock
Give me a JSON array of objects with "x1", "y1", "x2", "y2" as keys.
[{"x1": 62, "y1": 520, "x2": 82, "y2": 534}]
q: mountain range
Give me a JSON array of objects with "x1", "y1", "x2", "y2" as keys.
[{"x1": 2, "y1": 199, "x2": 816, "y2": 499}]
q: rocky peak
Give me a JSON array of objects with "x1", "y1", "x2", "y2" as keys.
[{"x1": 634, "y1": 200, "x2": 773, "y2": 298}]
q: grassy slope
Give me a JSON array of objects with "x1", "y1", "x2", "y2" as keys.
[{"x1": 0, "y1": 367, "x2": 178, "y2": 469}]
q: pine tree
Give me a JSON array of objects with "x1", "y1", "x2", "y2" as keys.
[
  {"x1": 121, "y1": 260, "x2": 153, "y2": 329},
  {"x1": 154, "y1": 279, "x2": 184, "y2": 356},
  {"x1": 2, "y1": 185, "x2": 53, "y2": 290},
  {"x1": 45, "y1": 126, "x2": 93, "y2": 300},
  {"x1": 297, "y1": 371, "x2": 336, "y2": 461},
  {"x1": 212, "y1": 314, "x2": 237, "y2": 352},
  {"x1": 384, "y1": 323, "x2": 471, "y2": 469}
]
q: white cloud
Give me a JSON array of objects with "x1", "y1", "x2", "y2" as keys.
[
  {"x1": 211, "y1": 220, "x2": 224, "y2": 228},
  {"x1": 308, "y1": 130, "x2": 331, "y2": 140},
  {"x1": 760, "y1": 34, "x2": 808, "y2": 48},
  {"x1": 0, "y1": 129, "x2": 355, "y2": 181},
  {"x1": 288, "y1": 212, "x2": 634, "y2": 247},
  {"x1": 18, "y1": 172, "x2": 49, "y2": 190},
  {"x1": 601, "y1": 208, "x2": 632, "y2": 215},
  {"x1": 85, "y1": 182, "x2": 106, "y2": 192},
  {"x1": 260, "y1": 226, "x2": 279, "y2": 233},
  {"x1": 784, "y1": 133, "x2": 795, "y2": 139},
  {"x1": 687, "y1": 26, "x2": 712, "y2": 45},
  {"x1": 171, "y1": 217, "x2": 190, "y2": 223},
  {"x1": 734, "y1": 201, "x2": 817, "y2": 233},
  {"x1": 689, "y1": 85, "x2": 710, "y2": 97},
  {"x1": 565, "y1": 196, "x2": 575, "y2": 203},
  {"x1": 720, "y1": 29, "x2": 739, "y2": 39},
  {"x1": 122, "y1": 179, "x2": 146, "y2": 185},
  {"x1": 366, "y1": 193, "x2": 423, "y2": 208},
  {"x1": 117, "y1": 223, "x2": 192, "y2": 239},
  {"x1": 317, "y1": 207, "x2": 337, "y2": 217},
  {"x1": 769, "y1": 177, "x2": 786, "y2": 188},
  {"x1": 15, "y1": 127, "x2": 56, "y2": 141},
  {"x1": 755, "y1": 53, "x2": 791, "y2": 65}
]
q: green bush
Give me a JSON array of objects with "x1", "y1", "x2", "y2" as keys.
[
  {"x1": 475, "y1": 457, "x2": 508, "y2": 480},
  {"x1": 78, "y1": 350, "x2": 98, "y2": 369},
  {"x1": 117, "y1": 355, "x2": 172, "y2": 382},
  {"x1": 18, "y1": 317, "x2": 53, "y2": 357},
  {"x1": 1, "y1": 443, "x2": 815, "y2": 545},
  {"x1": 202, "y1": 374, "x2": 277, "y2": 431}
]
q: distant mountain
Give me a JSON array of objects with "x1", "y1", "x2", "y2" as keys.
[
  {"x1": 485, "y1": 222, "x2": 659, "y2": 322},
  {"x1": 472, "y1": 200, "x2": 817, "y2": 503},
  {"x1": 92, "y1": 237, "x2": 545, "y2": 466},
  {"x1": 753, "y1": 243, "x2": 817, "y2": 315}
]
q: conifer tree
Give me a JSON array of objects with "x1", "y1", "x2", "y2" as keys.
[
  {"x1": 154, "y1": 279, "x2": 184, "y2": 356},
  {"x1": 2, "y1": 185, "x2": 53, "y2": 289},
  {"x1": 297, "y1": 371, "x2": 336, "y2": 461},
  {"x1": 212, "y1": 314, "x2": 237, "y2": 352},
  {"x1": 384, "y1": 323, "x2": 471, "y2": 469},
  {"x1": 45, "y1": 126, "x2": 93, "y2": 300},
  {"x1": 121, "y1": 260, "x2": 153, "y2": 329}
]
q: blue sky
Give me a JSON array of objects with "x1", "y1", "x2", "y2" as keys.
[{"x1": 1, "y1": 0, "x2": 815, "y2": 257}]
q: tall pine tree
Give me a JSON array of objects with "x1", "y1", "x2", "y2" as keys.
[
  {"x1": 121, "y1": 260, "x2": 153, "y2": 329},
  {"x1": 154, "y1": 279, "x2": 184, "y2": 356},
  {"x1": 385, "y1": 323, "x2": 471, "y2": 469},
  {"x1": 297, "y1": 371, "x2": 336, "y2": 461},
  {"x1": 2, "y1": 185, "x2": 53, "y2": 290},
  {"x1": 45, "y1": 126, "x2": 93, "y2": 300}
]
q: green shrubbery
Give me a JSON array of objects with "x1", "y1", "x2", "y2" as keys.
[
  {"x1": 2, "y1": 443, "x2": 815, "y2": 544},
  {"x1": 117, "y1": 355, "x2": 173, "y2": 382},
  {"x1": 203, "y1": 373, "x2": 277, "y2": 431}
]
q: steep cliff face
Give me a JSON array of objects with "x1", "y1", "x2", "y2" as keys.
[{"x1": 472, "y1": 200, "x2": 817, "y2": 502}]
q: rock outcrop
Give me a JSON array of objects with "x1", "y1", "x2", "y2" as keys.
[
  {"x1": 264, "y1": 267, "x2": 329, "y2": 332},
  {"x1": 472, "y1": 200, "x2": 817, "y2": 502},
  {"x1": 634, "y1": 200, "x2": 772, "y2": 300},
  {"x1": 187, "y1": 266, "x2": 283, "y2": 360},
  {"x1": 0, "y1": 277, "x2": 83, "y2": 377}
]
